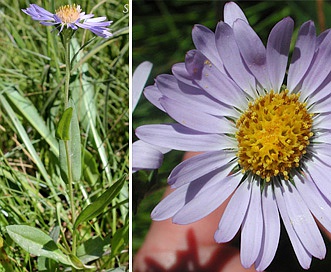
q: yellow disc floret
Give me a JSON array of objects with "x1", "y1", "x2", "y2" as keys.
[
  {"x1": 235, "y1": 90, "x2": 313, "y2": 181},
  {"x1": 56, "y1": 4, "x2": 81, "y2": 24}
]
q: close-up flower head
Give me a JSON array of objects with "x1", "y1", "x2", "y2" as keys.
[
  {"x1": 22, "y1": 3, "x2": 113, "y2": 38},
  {"x1": 135, "y1": 1, "x2": 331, "y2": 270}
]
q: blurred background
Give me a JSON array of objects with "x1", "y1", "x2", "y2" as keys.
[{"x1": 133, "y1": 1, "x2": 331, "y2": 271}]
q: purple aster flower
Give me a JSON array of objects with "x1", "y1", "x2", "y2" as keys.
[
  {"x1": 22, "y1": 4, "x2": 112, "y2": 38},
  {"x1": 135, "y1": 2, "x2": 331, "y2": 270}
]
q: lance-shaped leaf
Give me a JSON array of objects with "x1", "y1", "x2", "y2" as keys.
[
  {"x1": 6, "y1": 225, "x2": 70, "y2": 266},
  {"x1": 58, "y1": 99, "x2": 82, "y2": 183},
  {"x1": 56, "y1": 107, "x2": 73, "y2": 141},
  {"x1": 74, "y1": 176, "x2": 126, "y2": 229}
]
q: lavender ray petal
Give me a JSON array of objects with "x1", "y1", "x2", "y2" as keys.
[
  {"x1": 151, "y1": 183, "x2": 192, "y2": 221},
  {"x1": 160, "y1": 96, "x2": 235, "y2": 134},
  {"x1": 274, "y1": 180, "x2": 312, "y2": 269},
  {"x1": 156, "y1": 74, "x2": 227, "y2": 116},
  {"x1": 172, "y1": 62, "x2": 197, "y2": 86},
  {"x1": 214, "y1": 178, "x2": 252, "y2": 243},
  {"x1": 192, "y1": 24, "x2": 225, "y2": 72},
  {"x1": 135, "y1": 123, "x2": 236, "y2": 151},
  {"x1": 281, "y1": 180, "x2": 326, "y2": 259},
  {"x1": 185, "y1": 50, "x2": 247, "y2": 108},
  {"x1": 288, "y1": 21, "x2": 316, "y2": 91},
  {"x1": 132, "y1": 61, "x2": 153, "y2": 111},
  {"x1": 310, "y1": 95, "x2": 331, "y2": 113},
  {"x1": 255, "y1": 184, "x2": 280, "y2": 271},
  {"x1": 240, "y1": 180, "x2": 263, "y2": 268},
  {"x1": 22, "y1": 4, "x2": 54, "y2": 21},
  {"x1": 295, "y1": 173, "x2": 331, "y2": 233},
  {"x1": 215, "y1": 21, "x2": 257, "y2": 98},
  {"x1": 224, "y1": 2, "x2": 248, "y2": 27},
  {"x1": 143, "y1": 85, "x2": 165, "y2": 112},
  {"x1": 306, "y1": 162, "x2": 331, "y2": 203},
  {"x1": 132, "y1": 140, "x2": 164, "y2": 172},
  {"x1": 168, "y1": 150, "x2": 235, "y2": 188},
  {"x1": 267, "y1": 17, "x2": 294, "y2": 92},
  {"x1": 172, "y1": 172, "x2": 242, "y2": 224},
  {"x1": 233, "y1": 19, "x2": 269, "y2": 89},
  {"x1": 300, "y1": 30, "x2": 331, "y2": 100}
]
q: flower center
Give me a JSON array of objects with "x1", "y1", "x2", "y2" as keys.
[
  {"x1": 56, "y1": 4, "x2": 81, "y2": 24},
  {"x1": 235, "y1": 90, "x2": 313, "y2": 181}
]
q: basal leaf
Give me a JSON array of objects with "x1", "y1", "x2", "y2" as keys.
[
  {"x1": 77, "y1": 235, "x2": 111, "y2": 264},
  {"x1": 6, "y1": 225, "x2": 70, "y2": 266}
]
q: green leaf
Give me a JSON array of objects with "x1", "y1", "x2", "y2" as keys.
[
  {"x1": 59, "y1": 100, "x2": 82, "y2": 183},
  {"x1": 74, "y1": 176, "x2": 126, "y2": 229},
  {"x1": 0, "y1": 94, "x2": 60, "y2": 202},
  {"x1": 6, "y1": 225, "x2": 70, "y2": 266},
  {"x1": 37, "y1": 256, "x2": 58, "y2": 272},
  {"x1": 56, "y1": 107, "x2": 73, "y2": 141},
  {"x1": 4, "y1": 88, "x2": 59, "y2": 156},
  {"x1": 83, "y1": 149, "x2": 99, "y2": 185},
  {"x1": 77, "y1": 235, "x2": 111, "y2": 264},
  {"x1": 110, "y1": 224, "x2": 128, "y2": 258},
  {"x1": 68, "y1": 254, "x2": 95, "y2": 270}
]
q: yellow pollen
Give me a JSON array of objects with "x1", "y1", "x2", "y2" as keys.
[
  {"x1": 236, "y1": 90, "x2": 313, "y2": 181},
  {"x1": 56, "y1": 4, "x2": 81, "y2": 24}
]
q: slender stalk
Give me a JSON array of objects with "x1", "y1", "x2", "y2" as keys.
[
  {"x1": 65, "y1": 141, "x2": 77, "y2": 255},
  {"x1": 63, "y1": 32, "x2": 77, "y2": 257},
  {"x1": 64, "y1": 36, "x2": 71, "y2": 109}
]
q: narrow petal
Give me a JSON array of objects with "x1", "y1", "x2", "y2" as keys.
[
  {"x1": 306, "y1": 161, "x2": 331, "y2": 203},
  {"x1": 274, "y1": 181, "x2": 312, "y2": 269},
  {"x1": 316, "y1": 29, "x2": 330, "y2": 47},
  {"x1": 281, "y1": 180, "x2": 326, "y2": 259},
  {"x1": 287, "y1": 21, "x2": 316, "y2": 91},
  {"x1": 240, "y1": 180, "x2": 263, "y2": 268},
  {"x1": 300, "y1": 30, "x2": 331, "y2": 100},
  {"x1": 310, "y1": 95, "x2": 331, "y2": 113},
  {"x1": 192, "y1": 24, "x2": 225, "y2": 71},
  {"x1": 172, "y1": 62, "x2": 196, "y2": 86},
  {"x1": 135, "y1": 123, "x2": 236, "y2": 151},
  {"x1": 267, "y1": 17, "x2": 294, "y2": 92},
  {"x1": 168, "y1": 150, "x2": 235, "y2": 188},
  {"x1": 233, "y1": 19, "x2": 269, "y2": 89},
  {"x1": 214, "y1": 178, "x2": 252, "y2": 243},
  {"x1": 143, "y1": 85, "x2": 165, "y2": 112},
  {"x1": 132, "y1": 140, "x2": 163, "y2": 171},
  {"x1": 156, "y1": 74, "x2": 229, "y2": 116},
  {"x1": 160, "y1": 96, "x2": 235, "y2": 134},
  {"x1": 171, "y1": 64, "x2": 239, "y2": 118},
  {"x1": 185, "y1": 50, "x2": 247, "y2": 108},
  {"x1": 314, "y1": 114, "x2": 331, "y2": 131},
  {"x1": 132, "y1": 61, "x2": 153, "y2": 111},
  {"x1": 151, "y1": 183, "x2": 191, "y2": 221},
  {"x1": 215, "y1": 21, "x2": 256, "y2": 98},
  {"x1": 255, "y1": 184, "x2": 280, "y2": 271},
  {"x1": 22, "y1": 4, "x2": 55, "y2": 21},
  {"x1": 223, "y1": 2, "x2": 248, "y2": 27},
  {"x1": 172, "y1": 172, "x2": 242, "y2": 224},
  {"x1": 75, "y1": 22, "x2": 112, "y2": 38},
  {"x1": 84, "y1": 16, "x2": 108, "y2": 23},
  {"x1": 295, "y1": 173, "x2": 331, "y2": 233}
]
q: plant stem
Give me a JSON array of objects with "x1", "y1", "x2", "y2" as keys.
[
  {"x1": 63, "y1": 32, "x2": 77, "y2": 257},
  {"x1": 64, "y1": 36, "x2": 71, "y2": 109},
  {"x1": 65, "y1": 140, "x2": 77, "y2": 255}
]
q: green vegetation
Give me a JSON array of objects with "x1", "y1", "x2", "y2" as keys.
[{"x1": 0, "y1": 0, "x2": 129, "y2": 270}]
